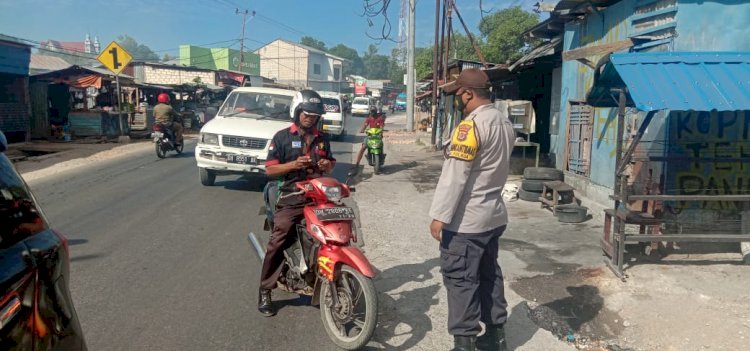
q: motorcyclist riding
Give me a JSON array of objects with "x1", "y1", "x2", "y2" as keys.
[
  {"x1": 153, "y1": 93, "x2": 184, "y2": 145},
  {"x1": 258, "y1": 89, "x2": 336, "y2": 316},
  {"x1": 352, "y1": 106, "x2": 386, "y2": 169}
]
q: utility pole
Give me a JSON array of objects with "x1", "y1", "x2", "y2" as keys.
[
  {"x1": 431, "y1": 0, "x2": 441, "y2": 145},
  {"x1": 236, "y1": 9, "x2": 255, "y2": 72},
  {"x1": 406, "y1": 0, "x2": 416, "y2": 132}
]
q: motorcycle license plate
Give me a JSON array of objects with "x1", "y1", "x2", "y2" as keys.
[
  {"x1": 227, "y1": 154, "x2": 257, "y2": 164},
  {"x1": 313, "y1": 207, "x2": 356, "y2": 221}
]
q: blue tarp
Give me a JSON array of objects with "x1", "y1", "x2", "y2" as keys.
[{"x1": 588, "y1": 52, "x2": 750, "y2": 112}]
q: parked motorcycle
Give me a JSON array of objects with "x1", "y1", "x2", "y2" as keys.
[
  {"x1": 248, "y1": 177, "x2": 378, "y2": 350},
  {"x1": 151, "y1": 122, "x2": 183, "y2": 158},
  {"x1": 364, "y1": 127, "x2": 385, "y2": 175}
]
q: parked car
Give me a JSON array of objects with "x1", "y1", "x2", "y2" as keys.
[
  {"x1": 351, "y1": 96, "x2": 371, "y2": 117},
  {"x1": 319, "y1": 91, "x2": 346, "y2": 139},
  {"x1": 195, "y1": 87, "x2": 296, "y2": 186},
  {"x1": 0, "y1": 131, "x2": 87, "y2": 350}
]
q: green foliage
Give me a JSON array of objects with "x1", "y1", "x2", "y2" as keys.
[
  {"x1": 300, "y1": 36, "x2": 327, "y2": 51},
  {"x1": 362, "y1": 45, "x2": 390, "y2": 80},
  {"x1": 328, "y1": 43, "x2": 366, "y2": 76},
  {"x1": 162, "y1": 53, "x2": 175, "y2": 62},
  {"x1": 116, "y1": 35, "x2": 159, "y2": 61},
  {"x1": 478, "y1": 6, "x2": 540, "y2": 64}
]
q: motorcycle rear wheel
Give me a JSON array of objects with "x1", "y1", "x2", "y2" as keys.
[
  {"x1": 155, "y1": 142, "x2": 166, "y2": 159},
  {"x1": 320, "y1": 265, "x2": 378, "y2": 350}
]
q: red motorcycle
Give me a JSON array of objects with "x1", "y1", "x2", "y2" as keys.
[{"x1": 248, "y1": 177, "x2": 378, "y2": 350}]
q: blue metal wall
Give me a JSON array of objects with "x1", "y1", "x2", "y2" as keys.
[
  {"x1": 557, "y1": 0, "x2": 750, "y2": 191},
  {"x1": 0, "y1": 42, "x2": 30, "y2": 76},
  {"x1": 558, "y1": 0, "x2": 639, "y2": 189}
]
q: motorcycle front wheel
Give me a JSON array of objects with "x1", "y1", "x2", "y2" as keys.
[
  {"x1": 320, "y1": 265, "x2": 378, "y2": 350},
  {"x1": 155, "y1": 142, "x2": 166, "y2": 159}
]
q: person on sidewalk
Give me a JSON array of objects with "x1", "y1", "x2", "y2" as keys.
[
  {"x1": 153, "y1": 93, "x2": 183, "y2": 145},
  {"x1": 428, "y1": 68, "x2": 516, "y2": 351},
  {"x1": 352, "y1": 106, "x2": 386, "y2": 169},
  {"x1": 257, "y1": 89, "x2": 335, "y2": 317}
]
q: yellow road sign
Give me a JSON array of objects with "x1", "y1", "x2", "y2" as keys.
[{"x1": 97, "y1": 41, "x2": 133, "y2": 75}]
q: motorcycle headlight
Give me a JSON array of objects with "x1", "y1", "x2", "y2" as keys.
[
  {"x1": 321, "y1": 185, "x2": 342, "y2": 203},
  {"x1": 201, "y1": 133, "x2": 219, "y2": 145}
]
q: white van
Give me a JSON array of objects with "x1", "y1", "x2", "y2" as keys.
[
  {"x1": 351, "y1": 96, "x2": 371, "y2": 117},
  {"x1": 195, "y1": 87, "x2": 295, "y2": 186},
  {"x1": 318, "y1": 91, "x2": 346, "y2": 138}
]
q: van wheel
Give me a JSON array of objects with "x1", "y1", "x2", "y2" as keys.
[{"x1": 199, "y1": 168, "x2": 216, "y2": 186}]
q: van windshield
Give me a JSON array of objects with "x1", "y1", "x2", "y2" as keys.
[
  {"x1": 353, "y1": 98, "x2": 369, "y2": 105},
  {"x1": 321, "y1": 98, "x2": 341, "y2": 113},
  {"x1": 219, "y1": 91, "x2": 293, "y2": 121}
]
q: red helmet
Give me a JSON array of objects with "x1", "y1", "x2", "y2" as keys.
[{"x1": 157, "y1": 93, "x2": 170, "y2": 104}]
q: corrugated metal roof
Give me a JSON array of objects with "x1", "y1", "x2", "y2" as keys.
[
  {"x1": 588, "y1": 52, "x2": 750, "y2": 112},
  {"x1": 30, "y1": 54, "x2": 72, "y2": 72}
]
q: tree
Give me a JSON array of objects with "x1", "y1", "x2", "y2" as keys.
[
  {"x1": 415, "y1": 47, "x2": 434, "y2": 81},
  {"x1": 449, "y1": 33, "x2": 482, "y2": 61},
  {"x1": 328, "y1": 43, "x2": 366, "y2": 76},
  {"x1": 300, "y1": 36, "x2": 327, "y2": 51},
  {"x1": 478, "y1": 6, "x2": 540, "y2": 64},
  {"x1": 362, "y1": 45, "x2": 390, "y2": 80},
  {"x1": 116, "y1": 35, "x2": 159, "y2": 61},
  {"x1": 388, "y1": 48, "x2": 406, "y2": 87},
  {"x1": 162, "y1": 53, "x2": 175, "y2": 62}
]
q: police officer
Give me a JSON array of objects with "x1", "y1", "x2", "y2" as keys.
[
  {"x1": 429, "y1": 68, "x2": 515, "y2": 351},
  {"x1": 258, "y1": 89, "x2": 335, "y2": 316}
]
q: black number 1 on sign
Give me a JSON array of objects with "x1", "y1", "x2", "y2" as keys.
[{"x1": 110, "y1": 48, "x2": 121, "y2": 69}]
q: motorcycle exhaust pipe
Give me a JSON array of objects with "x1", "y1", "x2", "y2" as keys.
[{"x1": 247, "y1": 232, "x2": 266, "y2": 261}]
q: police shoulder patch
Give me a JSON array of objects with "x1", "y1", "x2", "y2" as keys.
[{"x1": 447, "y1": 120, "x2": 479, "y2": 161}]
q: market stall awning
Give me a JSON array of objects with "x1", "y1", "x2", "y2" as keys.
[{"x1": 587, "y1": 52, "x2": 750, "y2": 112}]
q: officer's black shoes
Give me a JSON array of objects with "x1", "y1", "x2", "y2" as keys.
[
  {"x1": 477, "y1": 325, "x2": 508, "y2": 351},
  {"x1": 453, "y1": 336, "x2": 477, "y2": 351},
  {"x1": 257, "y1": 288, "x2": 276, "y2": 317}
]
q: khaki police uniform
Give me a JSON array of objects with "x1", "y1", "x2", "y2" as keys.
[{"x1": 429, "y1": 103, "x2": 516, "y2": 336}]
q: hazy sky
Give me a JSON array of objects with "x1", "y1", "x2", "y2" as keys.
[{"x1": 0, "y1": 0, "x2": 539, "y2": 56}]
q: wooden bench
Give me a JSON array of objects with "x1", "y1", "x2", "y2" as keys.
[{"x1": 539, "y1": 181, "x2": 576, "y2": 215}]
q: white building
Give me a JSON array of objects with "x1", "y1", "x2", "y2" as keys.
[{"x1": 255, "y1": 39, "x2": 347, "y2": 92}]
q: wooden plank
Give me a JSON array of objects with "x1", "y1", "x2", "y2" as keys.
[
  {"x1": 562, "y1": 39, "x2": 635, "y2": 61},
  {"x1": 626, "y1": 195, "x2": 750, "y2": 202},
  {"x1": 624, "y1": 234, "x2": 750, "y2": 242}
]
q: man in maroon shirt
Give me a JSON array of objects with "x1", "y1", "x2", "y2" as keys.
[{"x1": 352, "y1": 107, "x2": 386, "y2": 169}]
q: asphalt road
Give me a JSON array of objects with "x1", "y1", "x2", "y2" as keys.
[{"x1": 27, "y1": 115, "x2": 367, "y2": 351}]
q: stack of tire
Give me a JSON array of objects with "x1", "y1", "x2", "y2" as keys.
[{"x1": 519, "y1": 167, "x2": 564, "y2": 202}]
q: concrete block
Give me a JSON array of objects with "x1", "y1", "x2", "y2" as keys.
[{"x1": 118, "y1": 136, "x2": 131, "y2": 143}]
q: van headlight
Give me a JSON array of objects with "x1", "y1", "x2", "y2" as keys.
[{"x1": 201, "y1": 133, "x2": 219, "y2": 145}]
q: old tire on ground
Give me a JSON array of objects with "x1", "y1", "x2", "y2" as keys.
[
  {"x1": 523, "y1": 167, "x2": 564, "y2": 181},
  {"x1": 519, "y1": 189, "x2": 542, "y2": 202},
  {"x1": 556, "y1": 204, "x2": 588, "y2": 223},
  {"x1": 199, "y1": 167, "x2": 216, "y2": 186},
  {"x1": 521, "y1": 179, "x2": 545, "y2": 192}
]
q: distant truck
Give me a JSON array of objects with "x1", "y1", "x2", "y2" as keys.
[{"x1": 395, "y1": 92, "x2": 407, "y2": 111}]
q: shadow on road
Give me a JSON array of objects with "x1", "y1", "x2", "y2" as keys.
[
  {"x1": 364, "y1": 257, "x2": 441, "y2": 350},
  {"x1": 68, "y1": 238, "x2": 89, "y2": 246}
]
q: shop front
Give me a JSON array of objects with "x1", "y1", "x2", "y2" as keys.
[{"x1": 31, "y1": 66, "x2": 135, "y2": 139}]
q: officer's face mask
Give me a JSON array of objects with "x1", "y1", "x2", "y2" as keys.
[{"x1": 456, "y1": 89, "x2": 473, "y2": 116}]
